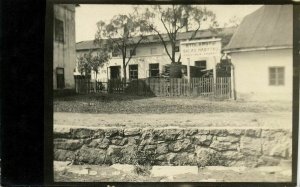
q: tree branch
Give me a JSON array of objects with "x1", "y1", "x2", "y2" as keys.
[
  {"x1": 189, "y1": 22, "x2": 201, "y2": 40},
  {"x1": 160, "y1": 16, "x2": 172, "y2": 41},
  {"x1": 108, "y1": 36, "x2": 122, "y2": 51},
  {"x1": 176, "y1": 53, "x2": 181, "y2": 63},
  {"x1": 125, "y1": 36, "x2": 144, "y2": 66},
  {"x1": 150, "y1": 27, "x2": 173, "y2": 62}
]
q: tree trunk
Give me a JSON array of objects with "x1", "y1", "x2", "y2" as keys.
[
  {"x1": 171, "y1": 40, "x2": 176, "y2": 64},
  {"x1": 94, "y1": 72, "x2": 97, "y2": 92},
  {"x1": 123, "y1": 57, "x2": 127, "y2": 84}
]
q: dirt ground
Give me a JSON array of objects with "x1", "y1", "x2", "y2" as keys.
[
  {"x1": 54, "y1": 94, "x2": 292, "y2": 129},
  {"x1": 54, "y1": 93, "x2": 292, "y2": 114},
  {"x1": 54, "y1": 162, "x2": 292, "y2": 182},
  {"x1": 54, "y1": 112, "x2": 292, "y2": 130}
]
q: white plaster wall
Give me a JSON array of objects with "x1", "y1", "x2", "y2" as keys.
[
  {"x1": 76, "y1": 42, "x2": 180, "y2": 82},
  {"x1": 53, "y1": 4, "x2": 76, "y2": 89},
  {"x1": 230, "y1": 49, "x2": 293, "y2": 101}
]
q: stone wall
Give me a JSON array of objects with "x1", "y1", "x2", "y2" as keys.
[{"x1": 54, "y1": 127, "x2": 292, "y2": 167}]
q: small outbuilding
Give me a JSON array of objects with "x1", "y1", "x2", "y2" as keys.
[{"x1": 223, "y1": 5, "x2": 292, "y2": 101}]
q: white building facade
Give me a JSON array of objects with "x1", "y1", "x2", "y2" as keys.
[
  {"x1": 53, "y1": 4, "x2": 76, "y2": 90},
  {"x1": 76, "y1": 28, "x2": 234, "y2": 82},
  {"x1": 223, "y1": 5, "x2": 293, "y2": 101}
]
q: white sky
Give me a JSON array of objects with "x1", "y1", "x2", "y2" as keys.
[{"x1": 75, "y1": 4, "x2": 263, "y2": 42}]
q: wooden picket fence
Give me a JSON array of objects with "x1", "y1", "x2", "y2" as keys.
[
  {"x1": 74, "y1": 76, "x2": 231, "y2": 99},
  {"x1": 145, "y1": 77, "x2": 231, "y2": 98},
  {"x1": 74, "y1": 78, "x2": 108, "y2": 94}
]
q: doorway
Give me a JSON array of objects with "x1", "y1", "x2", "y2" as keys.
[{"x1": 110, "y1": 66, "x2": 121, "y2": 79}]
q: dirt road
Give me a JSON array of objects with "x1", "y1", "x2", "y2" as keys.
[{"x1": 54, "y1": 112, "x2": 292, "y2": 130}]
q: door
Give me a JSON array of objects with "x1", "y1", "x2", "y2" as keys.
[
  {"x1": 110, "y1": 66, "x2": 121, "y2": 80},
  {"x1": 56, "y1": 67, "x2": 65, "y2": 89}
]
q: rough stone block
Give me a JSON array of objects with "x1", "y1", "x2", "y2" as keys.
[
  {"x1": 264, "y1": 141, "x2": 291, "y2": 158},
  {"x1": 107, "y1": 145, "x2": 122, "y2": 156},
  {"x1": 197, "y1": 129, "x2": 210, "y2": 135},
  {"x1": 93, "y1": 129, "x2": 105, "y2": 138},
  {"x1": 262, "y1": 131, "x2": 292, "y2": 158},
  {"x1": 193, "y1": 135, "x2": 213, "y2": 146},
  {"x1": 168, "y1": 139, "x2": 193, "y2": 152},
  {"x1": 76, "y1": 146, "x2": 107, "y2": 165},
  {"x1": 140, "y1": 137, "x2": 155, "y2": 146},
  {"x1": 54, "y1": 149, "x2": 76, "y2": 161},
  {"x1": 106, "y1": 145, "x2": 138, "y2": 164},
  {"x1": 105, "y1": 128, "x2": 122, "y2": 138},
  {"x1": 156, "y1": 143, "x2": 169, "y2": 155},
  {"x1": 155, "y1": 129, "x2": 181, "y2": 141},
  {"x1": 124, "y1": 128, "x2": 141, "y2": 136},
  {"x1": 227, "y1": 129, "x2": 245, "y2": 136},
  {"x1": 195, "y1": 146, "x2": 223, "y2": 166},
  {"x1": 120, "y1": 145, "x2": 137, "y2": 160},
  {"x1": 88, "y1": 139, "x2": 99, "y2": 148},
  {"x1": 173, "y1": 152, "x2": 197, "y2": 165},
  {"x1": 88, "y1": 138, "x2": 110, "y2": 149},
  {"x1": 98, "y1": 138, "x2": 110, "y2": 149},
  {"x1": 217, "y1": 136, "x2": 240, "y2": 143},
  {"x1": 240, "y1": 136, "x2": 262, "y2": 156},
  {"x1": 143, "y1": 145, "x2": 157, "y2": 152},
  {"x1": 70, "y1": 128, "x2": 95, "y2": 139},
  {"x1": 111, "y1": 137, "x2": 128, "y2": 146},
  {"x1": 210, "y1": 140, "x2": 238, "y2": 151},
  {"x1": 54, "y1": 139, "x2": 83, "y2": 150},
  {"x1": 186, "y1": 129, "x2": 198, "y2": 136},
  {"x1": 210, "y1": 129, "x2": 228, "y2": 136},
  {"x1": 261, "y1": 129, "x2": 288, "y2": 139},
  {"x1": 245, "y1": 129, "x2": 262, "y2": 137},
  {"x1": 127, "y1": 137, "x2": 138, "y2": 145},
  {"x1": 220, "y1": 151, "x2": 244, "y2": 161}
]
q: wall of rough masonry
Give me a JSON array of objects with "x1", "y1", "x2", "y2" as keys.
[{"x1": 54, "y1": 128, "x2": 292, "y2": 167}]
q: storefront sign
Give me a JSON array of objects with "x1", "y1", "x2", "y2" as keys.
[{"x1": 181, "y1": 39, "x2": 221, "y2": 58}]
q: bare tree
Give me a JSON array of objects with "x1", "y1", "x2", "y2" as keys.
[
  {"x1": 94, "y1": 13, "x2": 150, "y2": 83},
  {"x1": 137, "y1": 5, "x2": 218, "y2": 65}
]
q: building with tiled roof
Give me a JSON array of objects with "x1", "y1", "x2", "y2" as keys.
[
  {"x1": 223, "y1": 5, "x2": 292, "y2": 101},
  {"x1": 75, "y1": 27, "x2": 235, "y2": 82}
]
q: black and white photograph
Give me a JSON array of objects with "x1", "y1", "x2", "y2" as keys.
[{"x1": 53, "y1": 4, "x2": 294, "y2": 183}]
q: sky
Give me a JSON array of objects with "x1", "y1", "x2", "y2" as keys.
[{"x1": 75, "y1": 5, "x2": 263, "y2": 42}]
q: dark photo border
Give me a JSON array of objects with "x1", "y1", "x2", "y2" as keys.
[
  {"x1": 1, "y1": 0, "x2": 299, "y2": 186},
  {"x1": 45, "y1": 1, "x2": 300, "y2": 187}
]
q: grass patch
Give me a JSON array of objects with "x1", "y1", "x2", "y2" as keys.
[{"x1": 54, "y1": 93, "x2": 292, "y2": 114}]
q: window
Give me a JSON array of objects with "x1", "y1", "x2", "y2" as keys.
[
  {"x1": 175, "y1": 46, "x2": 180, "y2": 52},
  {"x1": 130, "y1": 49, "x2": 136, "y2": 56},
  {"x1": 56, "y1": 68, "x2": 65, "y2": 89},
  {"x1": 153, "y1": 35, "x2": 159, "y2": 40},
  {"x1": 129, "y1": 65, "x2": 138, "y2": 80},
  {"x1": 195, "y1": 60, "x2": 207, "y2": 71},
  {"x1": 151, "y1": 48, "x2": 157, "y2": 55},
  {"x1": 112, "y1": 48, "x2": 120, "y2": 57},
  {"x1": 269, "y1": 67, "x2": 284, "y2": 86},
  {"x1": 55, "y1": 18, "x2": 64, "y2": 43},
  {"x1": 149, "y1": 63, "x2": 159, "y2": 77}
]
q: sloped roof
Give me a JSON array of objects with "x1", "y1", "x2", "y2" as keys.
[
  {"x1": 76, "y1": 40, "x2": 98, "y2": 50},
  {"x1": 224, "y1": 5, "x2": 292, "y2": 51},
  {"x1": 76, "y1": 27, "x2": 235, "y2": 51}
]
